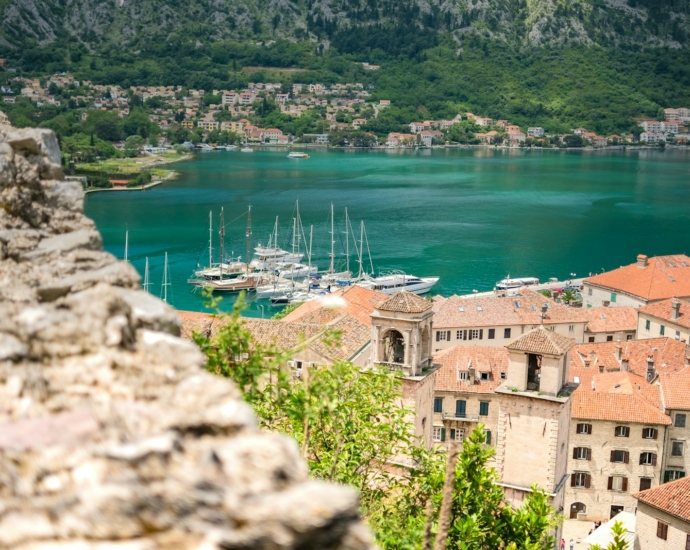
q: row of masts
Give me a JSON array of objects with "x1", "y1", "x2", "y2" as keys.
[{"x1": 124, "y1": 230, "x2": 172, "y2": 304}]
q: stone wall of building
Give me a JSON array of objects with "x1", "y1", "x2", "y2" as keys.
[
  {"x1": 0, "y1": 128, "x2": 374, "y2": 549},
  {"x1": 634, "y1": 501, "x2": 690, "y2": 550}
]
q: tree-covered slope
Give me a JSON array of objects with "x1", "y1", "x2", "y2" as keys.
[{"x1": 2, "y1": 0, "x2": 690, "y2": 55}]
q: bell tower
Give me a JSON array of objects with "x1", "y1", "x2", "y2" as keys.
[{"x1": 370, "y1": 291, "x2": 438, "y2": 446}]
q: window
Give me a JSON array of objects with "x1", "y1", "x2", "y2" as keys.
[
  {"x1": 606, "y1": 335, "x2": 614, "y2": 342},
  {"x1": 500, "y1": 372, "x2": 507, "y2": 379},
  {"x1": 432, "y1": 427, "x2": 443, "y2": 442},
  {"x1": 488, "y1": 328, "x2": 495, "y2": 339},
  {"x1": 676, "y1": 413, "x2": 687, "y2": 427},
  {"x1": 639, "y1": 452, "x2": 657, "y2": 466},
  {"x1": 676, "y1": 330, "x2": 681, "y2": 340},
  {"x1": 479, "y1": 401, "x2": 490, "y2": 416},
  {"x1": 480, "y1": 372, "x2": 490, "y2": 381},
  {"x1": 660, "y1": 325, "x2": 665, "y2": 336},
  {"x1": 672, "y1": 441, "x2": 684, "y2": 457},
  {"x1": 664, "y1": 470, "x2": 686, "y2": 482},
  {"x1": 607, "y1": 476, "x2": 628, "y2": 491},
  {"x1": 642, "y1": 428, "x2": 658, "y2": 439},
  {"x1": 588, "y1": 288, "x2": 593, "y2": 296},
  {"x1": 656, "y1": 521, "x2": 668, "y2": 541},
  {"x1": 588, "y1": 336, "x2": 595, "y2": 343},
  {"x1": 611, "y1": 293, "x2": 617, "y2": 303},
  {"x1": 576, "y1": 423, "x2": 592, "y2": 435},
  {"x1": 615, "y1": 426, "x2": 630, "y2": 437},
  {"x1": 436, "y1": 330, "x2": 450, "y2": 341},
  {"x1": 645, "y1": 319, "x2": 651, "y2": 331},
  {"x1": 456, "y1": 330, "x2": 466, "y2": 340},
  {"x1": 454, "y1": 428, "x2": 464, "y2": 441},
  {"x1": 610, "y1": 450, "x2": 629, "y2": 463},
  {"x1": 686, "y1": 534, "x2": 690, "y2": 550},
  {"x1": 484, "y1": 429, "x2": 492, "y2": 445},
  {"x1": 627, "y1": 334, "x2": 633, "y2": 341},
  {"x1": 610, "y1": 505, "x2": 624, "y2": 519},
  {"x1": 573, "y1": 447, "x2": 591, "y2": 460},
  {"x1": 470, "y1": 329, "x2": 481, "y2": 340},
  {"x1": 571, "y1": 472, "x2": 591, "y2": 488},
  {"x1": 639, "y1": 478, "x2": 652, "y2": 491},
  {"x1": 504, "y1": 328, "x2": 511, "y2": 339},
  {"x1": 458, "y1": 371, "x2": 469, "y2": 381},
  {"x1": 433, "y1": 398, "x2": 443, "y2": 413},
  {"x1": 455, "y1": 400, "x2": 466, "y2": 418}
]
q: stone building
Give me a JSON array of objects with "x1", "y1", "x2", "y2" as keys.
[
  {"x1": 431, "y1": 289, "x2": 588, "y2": 352},
  {"x1": 583, "y1": 306, "x2": 638, "y2": 343},
  {"x1": 637, "y1": 297, "x2": 690, "y2": 344},
  {"x1": 565, "y1": 338, "x2": 690, "y2": 521},
  {"x1": 583, "y1": 254, "x2": 690, "y2": 308},
  {"x1": 633, "y1": 476, "x2": 690, "y2": 550},
  {"x1": 370, "y1": 291, "x2": 438, "y2": 447}
]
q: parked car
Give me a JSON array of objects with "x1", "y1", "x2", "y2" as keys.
[{"x1": 563, "y1": 284, "x2": 583, "y2": 292}]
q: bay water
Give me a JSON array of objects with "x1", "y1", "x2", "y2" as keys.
[{"x1": 84, "y1": 147, "x2": 690, "y2": 316}]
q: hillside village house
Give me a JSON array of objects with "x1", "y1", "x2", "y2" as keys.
[
  {"x1": 431, "y1": 288, "x2": 589, "y2": 351},
  {"x1": 583, "y1": 254, "x2": 690, "y2": 308},
  {"x1": 565, "y1": 338, "x2": 690, "y2": 521},
  {"x1": 528, "y1": 127, "x2": 545, "y2": 137},
  {"x1": 583, "y1": 307, "x2": 638, "y2": 343},
  {"x1": 637, "y1": 298, "x2": 690, "y2": 343},
  {"x1": 633, "y1": 477, "x2": 690, "y2": 550},
  {"x1": 433, "y1": 327, "x2": 577, "y2": 542}
]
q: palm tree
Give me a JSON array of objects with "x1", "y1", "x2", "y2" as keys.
[{"x1": 561, "y1": 289, "x2": 577, "y2": 304}]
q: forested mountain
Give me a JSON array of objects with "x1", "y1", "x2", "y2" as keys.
[{"x1": 2, "y1": 0, "x2": 690, "y2": 56}]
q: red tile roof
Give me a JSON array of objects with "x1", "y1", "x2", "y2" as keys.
[
  {"x1": 281, "y1": 286, "x2": 387, "y2": 326},
  {"x1": 377, "y1": 291, "x2": 433, "y2": 314},
  {"x1": 571, "y1": 389, "x2": 671, "y2": 425},
  {"x1": 639, "y1": 298, "x2": 690, "y2": 330},
  {"x1": 433, "y1": 289, "x2": 588, "y2": 329},
  {"x1": 506, "y1": 326, "x2": 575, "y2": 356},
  {"x1": 433, "y1": 345, "x2": 509, "y2": 394},
  {"x1": 634, "y1": 476, "x2": 690, "y2": 523},
  {"x1": 584, "y1": 254, "x2": 690, "y2": 302},
  {"x1": 658, "y1": 368, "x2": 690, "y2": 411},
  {"x1": 584, "y1": 307, "x2": 638, "y2": 333}
]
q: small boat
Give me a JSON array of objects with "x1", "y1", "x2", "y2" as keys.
[
  {"x1": 241, "y1": 147, "x2": 253, "y2": 153},
  {"x1": 275, "y1": 262, "x2": 318, "y2": 280},
  {"x1": 495, "y1": 277, "x2": 540, "y2": 291},
  {"x1": 288, "y1": 152, "x2": 309, "y2": 159}
]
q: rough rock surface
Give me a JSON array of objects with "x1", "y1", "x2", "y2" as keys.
[{"x1": 0, "y1": 127, "x2": 375, "y2": 550}]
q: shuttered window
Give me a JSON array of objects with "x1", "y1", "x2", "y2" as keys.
[
  {"x1": 614, "y1": 426, "x2": 630, "y2": 437},
  {"x1": 455, "y1": 400, "x2": 466, "y2": 418},
  {"x1": 656, "y1": 522, "x2": 668, "y2": 540},
  {"x1": 504, "y1": 328, "x2": 511, "y2": 338},
  {"x1": 639, "y1": 478, "x2": 652, "y2": 491},
  {"x1": 573, "y1": 447, "x2": 591, "y2": 460},
  {"x1": 479, "y1": 401, "x2": 489, "y2": 416},
  {"x1": 639, "y1": 452, "x2": 657, "y2": 466},
  {"x1": 488, "y1": 328, "x2": 495, "y2": 339},
  {"x1": 610, "y1": 450, "x2": 629, "y2": 463},
  {"x1": 576, "y1": 423, "x2": 592, "y2": 434},
  {"x1": 571, "y1": 473, "x2": 591, "y2": 488},
  {"x1": 642, "y1": 428, "x2": 658, "y2": 439},
  {"x1": 433, "y1": 398, "x2": 443, "y2": 413},
  {"x1": 607, "y1": 476, "x2": 628, "y2": 492}
]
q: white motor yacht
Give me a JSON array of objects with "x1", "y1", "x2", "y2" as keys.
[
  {"x1": 276, "y1": 262, "x2": 318, "y2": 280},
  {"x1": 194, "y1": 260, "x2": 247, "y2": 280},
  {"x1": 249, "y1": 245, "x2": 304, "y2": 270},
  {"x1": 356, "y1": 272, "x2": 439, "y2": 295}
]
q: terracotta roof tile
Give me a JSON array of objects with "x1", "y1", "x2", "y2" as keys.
[
  {"x1": 506, "y1": 326, "x2": 575, "y2": 356},
  {"x1": 433, "y1": 345, "x2": 509, "y2": 394},
  {"x1": 433, "y1": 288, "x2": 588, "y2": 329},
  {"x1": 639, "y1": 298, "x2": 690, "y2": 330},
  {"x1": 584, "y1": 307, "x2": 638, "y2": 333},
  {"x1": 585, "y1": 254, "x2": 690, "y2": 302},
  {"x1": 377, "y1": 291, "x2": 433, "y2": 314},
  {"x1": 310, "y1": 314, "x2": 371, "y2": 363},
  {"x1": 658, "y1": 368, "x2": 690, "y2": 411},
  {"x1": 634, "y1": 476, "x2": 690, "y2": 522},
  {"x1": 571, "y1": 389, "x2": 671, "y2": 425},
  {"x1": 281, "y1": 286, "x2": 387, "y2": 326}
]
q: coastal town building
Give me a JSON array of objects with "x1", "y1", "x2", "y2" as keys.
[
  {"x1": 633, "y1": 476, "x2": 690, "y2": 550},
  {"x1": 583, "y1": 254, "x2": 690, "y2": 308},
  {"x1": 637, "y1": 298, "x2": 690, "y2": 343},
  {"x1": 527, "y1": 127, "x2": 544, "y2": 137},
  {"x1": 431, "y1": 288, "x2": 588, "y2": 351},
  {"x1": 583, "y1": 307, "x2": 638, "y2": 342},
  {"x1": 564, "y1": 337, "x2": 690, "y2": 521}
]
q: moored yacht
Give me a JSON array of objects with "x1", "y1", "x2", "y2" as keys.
[
  {"x1": 356, "y1": 272, "x2": 439, "y2": 295},
  {"x1": 287, "y1": 152, "x2": 309, "y2": 159}
]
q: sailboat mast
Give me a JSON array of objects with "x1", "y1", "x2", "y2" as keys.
[
  {"x1": 162, "y1": 252, "x2": 169, "y2": 303},
  {"x1": 124, "y1": 230, "x2": 128, "y2": 262},
  {"x1": 144, "y1": 257, "x2": 150, "y2": 292},
  {"x1": 208, "y1": 210, "x2": 213, "y2": 268},
  {"x1": 246, "y1": 205, "x2": 252, "y2": 273},
  {"x1": 274, "y1": 215, "x2": 279, "y2": 250},
  {"x1": 345, "y1": 207, "x2": 349, "y2": 273},
  {"x1": 219, "y1": 208, "x2": 225, "y2": 279},
  {"x1": 358, "y1": 220, "x2": 364, "y2": 278},
  {"x1": 308, "y1": 225, "x2": 313, "y2": 271},
  {"x1": 329, "y1": 203, "x2": 335, "y2": 273}
]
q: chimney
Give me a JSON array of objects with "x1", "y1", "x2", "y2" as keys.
[
  {"x1": 621, "y1": 357, "x2": 630, "y2": 372},
  {"x1": 614, "y1": 345, "x2": 622, "y2": 362},
  {"x1": 646, "y1": 355, "x2": 655, "y2": 382},
  {"x1": 671, "y1": 297, "x2": 681, "y2": 320},
  {"x1": 637, "y1": 254, "x2": 649, "y2": 268}
]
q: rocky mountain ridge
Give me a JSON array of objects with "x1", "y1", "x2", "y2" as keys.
[{"x1": 2, "y1": 0, "x2": 689, "y2": 53}]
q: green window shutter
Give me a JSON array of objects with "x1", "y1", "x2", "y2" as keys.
[
  {"x1": 450, "y1": 429, "x2": 456, "y2": 440},
  {"x1": 480, "y1": 402, "x2": 489, "y2": 416},
  {"x1": 681, "y1": 471, "x2": 686, "y2": 479},
  {"x1": 660, "y1": 325, "x2": 665, "y2": 336},
  {"x1": 456, "y1": 400, "x2": 466, "y2": 417},
  {"x1": 645, "y1": 319, "x2": 650, "y2": 330},
  {"x1": 664, "y1": 471, "x2": 671, "y2": 483},
  {"x1": 611, "y1": 293, "x2": 617, "y2": 303},
  {"x1": 434, "y1": 398, "x2": 443, "y2": 413},
  {"x1": 485, "y1": 430, "x2": 492, "y2": 445},
  {"x1": 441, "y1": 428, "x2": 446, "y2": 442}
]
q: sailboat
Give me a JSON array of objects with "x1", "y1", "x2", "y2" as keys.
[
  {"x1": 202, "y1": 206, "x2": 265, "y2": 292},
  {"x1": 275, "y1": 201, "x2": 318, "y2": 280},
  {"x1": 160, "y1": 252, "x2": 172, "y2": 303},
  {"x1": 191, "y1": 210, "x2": 247, "y2": 281},
  {"x1": 249, "y1": 215, "x2": 305, "y2": 270},
  {"x1": 143, "y1": 257, "x2": 150, "y2": 293}
]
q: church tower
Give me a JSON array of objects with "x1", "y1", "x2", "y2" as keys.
[{"x1": 370, "y1": 291, "x2": 438, "y2": 446}]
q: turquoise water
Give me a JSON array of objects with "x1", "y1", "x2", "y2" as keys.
[{"x1": 84, "y1": 147, "x2": 690, "y2": 316}]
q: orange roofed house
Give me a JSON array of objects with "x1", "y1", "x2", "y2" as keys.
[
  {"x1": 633, "y1": 476, "x2": 690, "y2": 550},
  {"x1": 583, "y1": 254, "x2": 690, "y2": 309},
  {"x1": 637, "y1": 297, "x2": 690, "y2": 344},
  {"x1": 565, "y1": 337, "x2": 690, "y2": 522},
  {"x1": 583, "y1": 306, "x2": 638, "y2": 343}
]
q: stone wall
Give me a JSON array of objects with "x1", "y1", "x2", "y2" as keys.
[{"x1": 0, "y1": 128, "x2": 375, "y2": 549}]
